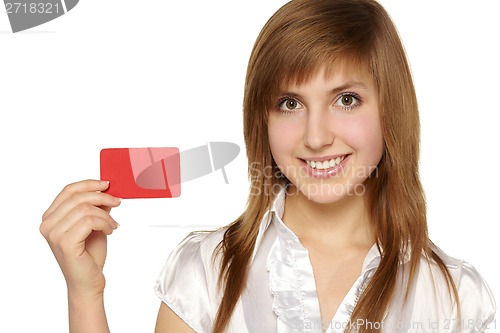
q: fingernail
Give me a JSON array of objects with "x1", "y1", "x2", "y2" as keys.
[
  {"x1": 101, "y1": 180, "x2": 109, "y2": 186},
  {"x1": 114, "y1": 197, "x2": 122, "y2": 203}
]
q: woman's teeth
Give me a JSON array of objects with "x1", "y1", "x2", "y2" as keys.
[{"x1": 306, "y1": 155, "x2": 346, "y2": 170}]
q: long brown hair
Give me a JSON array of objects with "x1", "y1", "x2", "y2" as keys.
[{"x1": 213, "y1": 1, "x2": 459, "y2": 332}]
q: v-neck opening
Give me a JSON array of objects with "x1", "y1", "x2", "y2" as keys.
[{"x1": 267, "y1": 212, "x2": 380, "y2": 333}]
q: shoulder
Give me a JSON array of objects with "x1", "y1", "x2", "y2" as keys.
[
  {"x1": 162, "y1": 229, "x2": 226, "y2": 270},
  {"x1": 154, "y1": 228, "x2": 227, "y2": 333},
  {"x1": 425, "y1": 244, "x2": 496, "y2": 330}
]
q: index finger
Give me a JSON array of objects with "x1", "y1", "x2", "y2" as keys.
[{"x1": 42, "y1": 179, "x2": 111, "y2": 221}]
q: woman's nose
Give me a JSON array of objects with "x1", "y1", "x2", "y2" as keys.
[{"x1": 303, "y1": 110, "x2": 335, "y2": 149}]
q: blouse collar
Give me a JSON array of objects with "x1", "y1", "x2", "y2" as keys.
[
  {"x1": 251, "y1": 186, "x2": 383, "y2": 271},
  {"x1": 251, "y1": 187, "x2": 286, "y2": 263}
]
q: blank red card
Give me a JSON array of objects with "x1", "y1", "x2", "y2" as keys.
[{"x1": 100, "y1": 148, "x2": 181, "y2": 198}]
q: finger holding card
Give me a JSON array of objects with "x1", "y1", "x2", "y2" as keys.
[{"x1": 40, "y1": 180, "x2": 121, "y2": 296}]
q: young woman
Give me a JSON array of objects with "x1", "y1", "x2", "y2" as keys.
[{"x1": 40, "y1": 0, "x2": 496, "y2": 332}]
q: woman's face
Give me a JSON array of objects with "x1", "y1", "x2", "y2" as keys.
[{"x1": 267, "y1": 66, "x2": 384, "y2": 204}]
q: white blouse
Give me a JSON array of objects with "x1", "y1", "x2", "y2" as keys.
[{"x1": 155, "y1": 188, "x2": 496, "y2": 332}]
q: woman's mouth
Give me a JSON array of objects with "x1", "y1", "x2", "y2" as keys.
[{"x1": 301, "y1": 154, "x2": 351, "y2": 178}]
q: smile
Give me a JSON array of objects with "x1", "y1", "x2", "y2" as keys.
[
  {"x1": 305, "y1": 155, "x2": 346, "y2": 170},
  {"x1": 300, "y1": 154, "x2": 351, "y2": 179}
]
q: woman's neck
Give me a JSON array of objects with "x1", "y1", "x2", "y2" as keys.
[{"x1": 282, "y1": 186, "x2": 375, "y2": 250}]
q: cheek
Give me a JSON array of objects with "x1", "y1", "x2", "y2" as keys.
[
  {"x1": 268, "y1": 115, "x2": 303, "y2": 159},
  {"x1": 343, "y1": 113, "x2": 384, "y2": 162}
]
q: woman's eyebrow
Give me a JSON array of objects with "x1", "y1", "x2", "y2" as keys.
[
  {"x1": 329, "y1": 81, "x2": 369, "y2": 95},
  {"x1": 278, "y1": 81, "x2": 369, "y2": 97},
  {"x1": 278, "y1": 81, "x2": 369, "y2": 99}
]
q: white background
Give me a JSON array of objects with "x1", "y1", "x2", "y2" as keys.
[{"x1": 1, "y1": 1, "x2": 498, "y2": 332}]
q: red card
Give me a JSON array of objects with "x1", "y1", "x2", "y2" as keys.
[{"x1": 100, "y1": 148, "x2": 181, "y2": 198}]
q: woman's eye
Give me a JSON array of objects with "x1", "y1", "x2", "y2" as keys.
[
  {"x1": 277, "y1": 98, "x2": 303, "y2": 113},
  {"x1": 341, "y1": 95, "x2": 354, "y2": 106},
  {"x1": 334, "y1": 93, "x2": 361, "y2": 110}
]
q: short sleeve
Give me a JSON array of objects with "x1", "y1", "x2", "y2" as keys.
[
  {"x1": 456, "y1": 262, "x2": 496, "y2": 332},
  {"x1": 154, "y1": 232, "x2": 218, "y2": 333}
]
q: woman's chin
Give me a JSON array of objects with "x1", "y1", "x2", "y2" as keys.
[{"x1": 287, "y1": 182, "x2": 367, "y2": 205}]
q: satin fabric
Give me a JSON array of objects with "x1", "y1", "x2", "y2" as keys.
[{"x1": 155, "y1": 188, "x2": 496, "y2": 332}]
